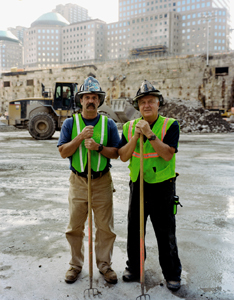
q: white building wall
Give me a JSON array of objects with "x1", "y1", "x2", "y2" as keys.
[
  {"x1": 61, "y1": 20, "x2": 106, "y2": 64},
  {"x1": 0, "y1": 40, "x2": 23, "y2": 71},
  {"x1": 24, "y1": 26, "x2": 62, "y2": 68}
]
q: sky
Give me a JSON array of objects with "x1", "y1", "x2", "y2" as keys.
[
  {"x1": 0, "y1": 0, "x2": 233, "y2": 49},
  {"x1": 0, "y1": 0, "x2": 119, "y2": 30}
]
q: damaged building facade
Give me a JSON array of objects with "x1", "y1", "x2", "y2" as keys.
[{"x1": 0, "y1": 52, "x2": 233, "y2": 116}]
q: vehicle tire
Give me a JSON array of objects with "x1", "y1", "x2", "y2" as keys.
[{"x1": 28, "y1": 112, "x2": 56, "y2": 140}]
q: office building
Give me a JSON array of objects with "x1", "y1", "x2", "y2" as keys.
[
  {"x1": 119, "y1": 0, "x2": 176, "y2": 21},
  {"x1": 52, "y1": 3, "x2": 90, "y2": 24},
  {"x1": 118, "y1": 0, "x2": 230, "y2": 55},
  {"x1": 23, "y1": 11, "x2": 106, "y2": 68},
  {"x1": 106, "y1": 10, "x2": 180, "y2": 59},
  {"x1": 2, "y1": 1, "x2": 232, "y2": 71},
  {"x1": 23, "y1": 12, "x2": 69, "y2": 68},
  {"x1": 0, "y1": 30, "x2": 23, "y2": 72},
  {"x1": 176, "y1": 0, "x2": 229, "y2": 54},
  {"x1": 61, "y1": 19, "x2": 106, "y2": 63}
]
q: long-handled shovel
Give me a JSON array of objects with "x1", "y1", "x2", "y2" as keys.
[
  {"x1": 84, "y1": 149, "x2": 101, "y2": 298},
  {"x1": 136, "y1": 134, "x2": 150, "y2": 300}
]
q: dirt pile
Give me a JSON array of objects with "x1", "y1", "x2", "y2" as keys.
[{"x1": 159, "y1": 97, "x2": 233, "y2": 133}]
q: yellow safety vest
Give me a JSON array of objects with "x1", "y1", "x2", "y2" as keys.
[
  {"x1": 71, "y1": 114, "x2": 108, "y2": 172},
  {"x1": 123, "y1": 115, "x2": 178, "y2": 183}
]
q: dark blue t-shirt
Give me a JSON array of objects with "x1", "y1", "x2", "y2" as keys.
[
  {"x1": 118, "y1": 116, "x2": 179, "y2": 152},
  {"x1": 57, "y1": 114, "x2": 120, "y2": 172}
]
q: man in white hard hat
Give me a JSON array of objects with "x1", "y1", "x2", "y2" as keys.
[
  {"x1": 58, "y1": 76, "x2": 120, "y2": 284},
  {"x1": 118, "y1": 80, "x2": 182, "y2": 291}
]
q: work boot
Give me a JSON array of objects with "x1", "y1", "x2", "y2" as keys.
[
  {"x1": 122, "y1": 268, "x2": 140, "y2": 282},
  {"x1": 65, "y1": 266, "x2": 81, "y2": 283},
  {"x1": 100, "y1": 267, "x2": 118, "y2": 284},
  {"x1": 166, "y1": 280, "x2": 181, "y2": 291}
]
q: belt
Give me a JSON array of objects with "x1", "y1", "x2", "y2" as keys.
[{"x1": 72, "y1": 168, "x2": 109, "y2": 179}]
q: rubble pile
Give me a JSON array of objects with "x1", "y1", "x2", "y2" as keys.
[{"x1": 159, "y1": 97, "x2": 233, "y2": 133}]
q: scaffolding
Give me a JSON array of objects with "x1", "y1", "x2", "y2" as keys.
[{"x1": 130, "y1": 45, "x2": 168, "y2": 57}]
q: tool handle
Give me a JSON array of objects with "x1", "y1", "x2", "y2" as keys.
[
  {"x1": 140, "y1": 134, "x2": 145, "y2": 292},
  {"x1": 88, "y1": 149, "x2": 93, "y2": 285}
]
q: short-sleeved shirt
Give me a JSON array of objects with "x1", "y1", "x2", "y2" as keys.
[
  {"x1": 57, "y1": 113, "x2": 120, "y2": 172},
  {"x1": 118, "y1": 116, "x2": 180, "y2": 152}
]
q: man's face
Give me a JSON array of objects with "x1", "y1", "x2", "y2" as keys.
[
  {"x1": 138, "y1": 95, "x2": 160, "y2": 120},
  {"x1": 80, "y1": 93, "x2": 100, "y2": 112}
]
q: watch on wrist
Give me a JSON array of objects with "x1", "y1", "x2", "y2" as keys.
[
  {"x1": 148, "y1": 134, "x2": 156, "y2": 141},
  {"x1": 97, "y1": 144, "x2": 103, "y2": 153}
]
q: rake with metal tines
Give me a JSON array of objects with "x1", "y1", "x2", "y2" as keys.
[
  {"x1": 84, "y1": 149, "x2": 101, "y2": 298},
  {"x1": 136, "y1": 134, "x2": 150, "y2": 300}
]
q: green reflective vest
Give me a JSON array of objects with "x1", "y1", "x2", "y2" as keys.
[
  {"x1": 123, "y1": 115, "x2": 179, "y2": 183},
  {"x1": 71, "y1": 114, "x2": 108, "y2": 172}
]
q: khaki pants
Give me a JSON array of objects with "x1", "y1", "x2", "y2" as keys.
[{"x1": 66, "y1": 171, "x2": 116, "y2": 272}]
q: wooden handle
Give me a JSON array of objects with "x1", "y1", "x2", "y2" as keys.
[
  {"x1": 88, "y1": 149, "x2": 93, "y2": 286},
  {"x1": 140, "y1": 134, "x2": 145, "y2": 293}
]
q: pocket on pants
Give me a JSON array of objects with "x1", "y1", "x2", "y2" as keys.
[{"x1": 69, "y1": 171, "x2": 75, "y2": 184}]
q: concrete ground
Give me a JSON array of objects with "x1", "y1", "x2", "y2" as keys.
[{"x1": 0, "y1": 129, "x2": 234, "y2": 300}]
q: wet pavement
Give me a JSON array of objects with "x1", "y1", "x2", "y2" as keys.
[{"x1": 0, "y1": 129, "x2": 234, "y2": 300}]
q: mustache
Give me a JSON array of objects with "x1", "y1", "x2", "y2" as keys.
[{"x1": 86, "y1": 103, "x2": 95, "y2": 108}]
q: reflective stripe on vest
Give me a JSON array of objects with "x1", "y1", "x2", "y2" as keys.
[
  {"x1": 72, "y1": 114, "x2": 108, "y2": 172},
  {"x1": 75, "y1": 113, "x2": 84, "y2": 172},
  {"x1": 132, "y1": 118, "x2": 169, "y2": 159},
  {"x1": 97, "y1": 114, "x2": 106, "y2": 171}
]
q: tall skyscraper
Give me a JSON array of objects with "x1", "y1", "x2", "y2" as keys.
[
  {"x1": 23, "y1": 12, "x2": 69, "y2": 68},
  {"x1": 175, "y1": 0, "x2": 230, "y2": 54},
  {"x1": 61, "y1": 19, "x2": 106, "y2": 64},
  {"x1": 52, "y1": 4, "x2": 90, "y2": 24},
  {"x1": 117, "y1": 0, "x2": 231, "y2": 55},
  {"x1": 106, "y1": 11, "x2": 181, "y2": 60}
]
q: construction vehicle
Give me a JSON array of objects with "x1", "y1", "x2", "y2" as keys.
[
  {"x1": 7, "y1": 82, "x2": 79, "y2": 140},
  {"x1": 7, "y1": 82, "x2": 141, "y2": 140},
  {"x1": 221, "y1": 107, "x2": 234, "y2": 119}
]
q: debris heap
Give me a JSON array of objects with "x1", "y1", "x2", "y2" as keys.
[{"x1": 159, "y1": 97, "x2": 233, "y2": 133}]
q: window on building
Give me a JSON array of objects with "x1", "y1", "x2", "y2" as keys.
[
  {"x1": 3, "y1": 81, "x2": 10, "y2": 87},
  {"x1": 27, "y1": 80, "x2": 34, "y2": 86}
]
